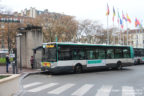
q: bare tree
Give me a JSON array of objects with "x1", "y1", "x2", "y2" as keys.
[
  {"x1": 77, "y1": 19, "x2": 103, "y2": 44},
  {"x1": 35, "y1": 13, "x2": 78, "y2": 42}
]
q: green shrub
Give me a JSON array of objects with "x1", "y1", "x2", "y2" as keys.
[
  {"x1": 0, "y1": 58, "x2": 13, "y2": 64},
  {"x1": 10, "y1": 58, "x2": 13, "y2": 62},
  {"x1": 0, "y1": 58, "x2": 6, "y2": 64}
]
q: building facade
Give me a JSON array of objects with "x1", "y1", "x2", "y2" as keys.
[
  {"x1": 124, "y1": 29, "x2": 144, "y2": 48},
  {"x1": 20, "y1": 7, "x2": 49, "y2": 18}
]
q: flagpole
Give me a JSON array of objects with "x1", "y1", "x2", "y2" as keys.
[
  {"x1": 118, "y1": 22, "x2": 120, "y2": 45},
  {"x1": 136, "y1": 28, "x2": 138, "y2": 48},
  {"x1": 142, "y1": 20, "x2": 144, "y2": 48},
  {"x1": 143, "y1": 27, "x2": 144, "y2": 48},
  {"x1": 113, "y1": 22, "x2": 115, "y2": 45},
  {"x1": 122, "y1": 29, "x2": 124, "y2": 45},
  {"x1": 120, "y1": 29, "x2": 122, "y2": 45},
  {"x1": 107, "y1": 15, "x2": 109, "y2": 45},
  {"x1": 126, "y1": 22, "x2": 129, "y2": 45},
  {"x1": 122, "y1": 11, "x2": 125, "y2": 45},
  {"x1": 112, "y1": 6, "x2": 116, "y2": 45},
  {"x1": 106, "y1": 3, "x2": 109, "y2": 45},
  {"x1": 126, "y1": 13, "x2": 132, "y2": 46},
  {"x1": 140, "y1": 20, "x2": 143, "y2": 48},
  {"x1": 138, "y1": 26, "x2": 140, "y2": 47},
  {"x1": 117, "y1": 9, "x2": 121, "y2": 45},
  {"x1": 113, "y1": 16, "x2": 115, "y2": 45}
]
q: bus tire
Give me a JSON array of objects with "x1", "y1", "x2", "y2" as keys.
[
  {"x1": 74, "y1": 64, "x2": 83, "y2": 73},
  {"x1": 135, "y1": 59, "x2": 140, "y2": 65},
  {"x1": 138, "y1": 59, "x2": 140, "y2": 64},
  {"x1": 134, "y1": 61, "x2": 137, "y2": 65},
  {"x1": 116, "y1": 62, "x2": 122, "y2": 70}
]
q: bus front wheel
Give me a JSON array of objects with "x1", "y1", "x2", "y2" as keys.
[{"x1": 74, "y1": 65, "x2": 83, "y2": 73}]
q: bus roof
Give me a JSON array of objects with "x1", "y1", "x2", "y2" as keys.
[{"x1": 43, "y1": 42, "x2": 132, "y2": 48}]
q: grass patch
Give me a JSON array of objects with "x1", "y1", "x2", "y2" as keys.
[{"x1": 0, "y1": 75, "x2": 9, "y2": 79}]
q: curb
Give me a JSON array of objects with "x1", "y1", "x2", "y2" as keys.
[{"x1": 13, "y1": 71, "x2": 41, "y2": 96}]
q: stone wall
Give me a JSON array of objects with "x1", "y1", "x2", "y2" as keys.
[{"x1": 17, "y1": 25, "x2": 43, "y2": 68}]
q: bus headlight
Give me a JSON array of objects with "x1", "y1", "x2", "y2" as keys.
[{"x1": 50, "y1": 62, "x2": 57, "y2": 68}]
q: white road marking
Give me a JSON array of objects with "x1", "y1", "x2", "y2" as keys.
[
  {"x1": 48, "y1": 83, "x2": 75, "y2": 95},
  {"x1": 72, "y1": 84, "x2": 94, "y2": 96},
  {"x1": 122, "y1": 86, "x2": 135, "y2": 96},
  {"x1": 23, "y1": 82, "x2": 42, "y2": 88},
  {"x1": 95, "y1": 85, "x2": 112, "y2": 96},
  {"x1": 28, "y1": 83, "x2": 58, "y2": 92}
]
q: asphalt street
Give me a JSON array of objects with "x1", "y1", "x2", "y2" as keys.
[{"x1": 21, "y1": 65, "x2": 144, "y2": 96}]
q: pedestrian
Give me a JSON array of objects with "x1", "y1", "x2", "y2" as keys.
[
  {"x1": 6, "y1": 55, "x2": 10, "y2": 73},
  {"x1": 30, "y1": 56, "x2": 34, "y2": 69}
]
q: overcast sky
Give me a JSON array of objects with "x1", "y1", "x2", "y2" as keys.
[{"x1": 1, "y1": 0, "x2": 144, "y2": 29}]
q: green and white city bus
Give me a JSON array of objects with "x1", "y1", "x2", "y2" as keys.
[
  {"x1": 41, "y1": 42, "x2": 134, "y2": 73},
  {"x1": 134, "y1": 48, "x2": 144, "y2": 64}
]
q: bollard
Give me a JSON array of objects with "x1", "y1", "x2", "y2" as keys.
[{"x1": 12, "y1": 61, "x2": 16, "y2": 74}]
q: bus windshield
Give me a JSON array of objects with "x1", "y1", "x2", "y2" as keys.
[{"x1": 42, "y1": 48, "x2": 57, "y2": 62}]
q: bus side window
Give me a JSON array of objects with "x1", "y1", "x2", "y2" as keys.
[
  {"x1": 98, "y1": 49, "x2": 105, "y2": 59},
  {"x1": 115, "y1": 49, "x2": 123, "y2": 58},
  {"x1": 72, "y1": 51, "x2": 77, "y2": 60},
  {"x1": 139, "y1": 49, "x2": 142, "y2": 57},
  {"x1": 72, "y1": 49, "x2": 85, "y2": 60},
  {"x1": 78, "y1": 49, "x2": 85, "y2": 60},
  {"x1": 141, "y1": 49, "x2": 144, "y2": 56},
  {"x1": 123, "y1": 48, "x2": 130, "y2": 58},
  {"x1": 58, "y1": 47, "x2": 72, "y2": 60},
  {"x1": 86, "y1": 49, "x2": 96, "y2": 60},
  {"x1": 106, "y1": 49, "x2": 114, "y2": 59}
]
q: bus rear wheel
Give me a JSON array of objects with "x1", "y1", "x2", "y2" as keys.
[
  {"x1": 74, "y1": 65, "x2": 82, "y2": 73},
  {"x1": 116, "y1": 62, "x2": 122, "y2": 70},
  {"x1": 137, "y1": 59, "x2": 141, "y2": 64}
]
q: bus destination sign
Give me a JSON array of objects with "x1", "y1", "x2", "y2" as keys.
[{"x1": 46, "y1": 45, "x2": 55, "y2": 48}]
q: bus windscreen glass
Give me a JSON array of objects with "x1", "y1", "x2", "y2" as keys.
[{"x1": 42, "y1": 46, "x2": 57, "y2": 62}]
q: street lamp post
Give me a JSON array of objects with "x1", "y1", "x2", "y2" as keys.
[
  {"x1": 17, "y1": 28, "x2": 24, "y2": 72},
  {"x1": 14, "y1": 36, "x2": 18, "y2": 74},
  {"x1": 13, "y1": 33, "x2": 23, "y2": 74},
  {"x1": 18, "y1": 33, "x2": 23, "y2": 72}
]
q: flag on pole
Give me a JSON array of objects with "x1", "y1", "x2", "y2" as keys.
[
  {"x1": 122, "y1": 11, "x2": 127, "y2": 22},
  {"x1": 106, "y1": 3, "x2": 110, "y2": 16},
  {"x1": 117, "y1": 11, "x2": 120, "y2": 24},
  {"x1": 112, "y1": 7, "x2": 116, "y2": 22},
  {"x1": 126, "y1": 13, "x2": 131, "y2": 23},
  {"x1": 135, "y1": 18, "x2": 140, "y2": 27},
  {"x1": 120, "y1": 18, "x2": 124, "y2": 29}
]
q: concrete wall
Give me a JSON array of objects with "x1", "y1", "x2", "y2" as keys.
[
  {"x1": 17, "y1": 26, "x2": 42, "y2": 68},
  {"x1": 34, "y1": 50, "x2": 42, "y2": 68},
  {"x1": 0, "y1": 74, "x2": 20, "y2": 96}
]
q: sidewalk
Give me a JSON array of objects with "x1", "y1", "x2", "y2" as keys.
[{"x1": 0, "y1": 65, "x2": 41, "y2": 75}]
